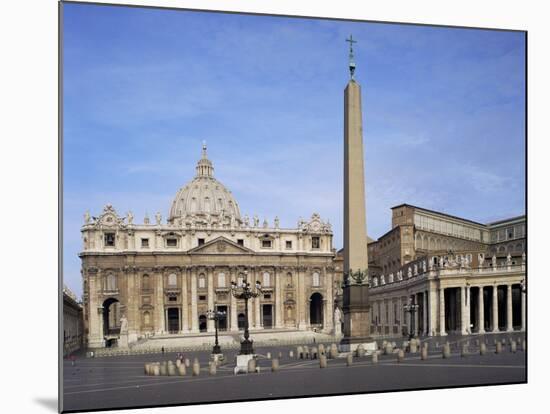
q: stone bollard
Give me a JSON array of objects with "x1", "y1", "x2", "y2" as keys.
[
  {"x1": 152, "y1": 363, "x2": 160, "y2": 376},
  {"x1": 372, "y1": 352, "x2": 379, "y2": 364},
  {"x1": 521, "y1": 340, "x2": 526, "y2": 352},
  {"x1": 346, "y1": 353, "x2": 353, "y2": 366},
  {"x1": 278, "y1": 351, "x2": 283, "y2": 360},
  {"x1": 192, "y1": 358, "x2": 200, "y2": 376},
  {"x1": 160, "y1": 361, "x2": 168, "y2": 376},
  {"x1": 496, "y1": 342, "x2": 502, "y2": 354},
  {"x1": 442, "y1": 343, "x2": 451, "y2": 359},
  {"x1": 144, "y1": 363, "x2": 150, "y2": 375},
  {"x1": 318, "y1": 344, "x2": 325, "y2": 355},
  {"x1": 410, "y1": 341, "x2": 418, "y2": 354},
  {"x1": 167, "y1": 361, "x2": 177, "y2": 376},
  {"x1": 177, "y1": 363, "x2": 186, "y2": 376},
  {"x1": 209, "y1": 361, "x2": 217, "y2": 376},
  {"x1": 175, "y1": 359, "x2": 181, "y2": 368},
  {"x1": 304, "y1": 345, "x2": 310, "y2": 359},
  {"x1": 511, "y1": 341, "x2": 517, "y2": 353},
  {"x1": 297, "y1": 346, "x2": 304, "y2": 359},
  {"x1": 311, "y1": 347, "x2": 318, "y2": 359},
  {"x1": 266, "y1": 352, "x2": 272, "y2": 360},
  {"x1": 480, "y1": 343, "x2": 487, "y2": 355},
  {"x1": 356, "y1": 344, "x2": 365, "y2": 358},
  {"x1": 384, "y1": 343, "x2": 393, "y2": 355},
  {"x1": 461, "y1": 343, "x2": 468, "y2": 358},
  {"x1": 247, "y1": 358, "x2": 257, "y2": 373},
  {"x1": 330, "y1": 343, "x2": 339, "y2": 359},
  {"x1": 421, "y1": 346, "x2": 428, "y2": 360},
  {"x1": 185, "y1": 358, "x2": 190, "y2": 368},
  {"x1": 271, "y1": 358, "x2": 279, "y2": 372},
  {"x1": 397, "y1": 349, "x2": 405, "y2": 363},
  {"x1": 289, "y1": 350, "x2": 294, "y2": 359},
  {"x1": 319, "y1": 354, "x2": 327, "y2": 368}
]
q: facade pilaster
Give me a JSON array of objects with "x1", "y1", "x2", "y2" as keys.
[
  {"x1": 181, "y1": 268, "x2": 189, "y2": 332},
  {"x1": 230, "y1": 267, "x2": 238, "y2": 331},
  {"x1": 190, "y1": 268, "x2": 199, "y2": 333},
  {"x1": 155, "y1": 268, "x2": 165, "y2": 334},
  {"x1": 275, "y1": 267, "x2": 283, "y2": 329},
  {"x1": 207, "y1": 267, "x2": 214, "y2": 332}
]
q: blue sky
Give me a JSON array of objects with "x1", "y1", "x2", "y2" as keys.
[{"x1": 63, "y1": 3, "x2": 525, "y2": 297}]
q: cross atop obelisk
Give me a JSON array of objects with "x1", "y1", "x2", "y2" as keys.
[{"x1": 345, "y1": 35, "x2": 357, "y2": 80}]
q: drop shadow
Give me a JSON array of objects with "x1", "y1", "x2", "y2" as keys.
[{"x1": 34, "y1": 397, "x2": 58, "y2": 412}]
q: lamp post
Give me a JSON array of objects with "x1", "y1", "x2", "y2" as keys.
[
  {"x1": 207, "y1": 308, "x2": 226, "y2": 355},
  {"x1": 230, "y1": 271, "x2": 262, "y2": 355},
  {"x1": 403, "y1": 294, "x2": 419, "y2": 340}
]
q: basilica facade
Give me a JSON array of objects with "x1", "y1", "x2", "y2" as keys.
[{"x1": 80, "y1": 145, "x2": 335, "y2": 348}]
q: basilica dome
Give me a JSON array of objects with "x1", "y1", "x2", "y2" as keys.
[{"x1": 168, "y1": 144, "x2": 241, "y2": 224}]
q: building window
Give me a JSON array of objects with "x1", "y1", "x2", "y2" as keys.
[
  {"x1": 286, "y1": 240, "x2": 292, "y2": 249},
  {"x1": 169, "y1": 296, "x2": 177, "y2": 302},
  {"x1": 312, "y1": 272, "x2": 320, "y2": 287},
  {"x1": 142, "y1": 274, "x2": 150, "y2": 290},
  {"x1": 264, "y1": 294, "x2": 271, "y2": 299},
  {"x1": 263, "y1": 272, "x2": 271, "y2": 287},
  {"x1": 105, "y1": 273, "x2": 117, "y2": 290},
  {"x1": 199, "y1": 295, "x2": 206, "y2": 301},
  {"x1": 198, "y1": 238, "x2": 205, "y2": 246},
  {"x1": 312, "y1": 236, "x2": 320, "y2": 249},
  {"x1": 237, "y1": 239, "x2": 244, "y2": 246},
  {"x1": 104, "y1": 232, "x2": 115, "y2": 247},
  {"x1": 218, "y1": 273, "x2": 226, "y2": 287},
  {"x1": 166, "y1": 238, "x2": 177, "y2": 247},
  {"x1": 143, "y1": 311, "x2": 151, "y2": 325},
  {"x1": 141, "y1": 238, "x2": 149, "y2": 248},
  {"x1": 198, "y1": 275, "x2": 206, "y2": 289},
  {"x1": 261, "y1": 240, "x2": 272, "y2": 248},
  {"x1": 168, "y1": 273, "x2": 177, "y2": 287}
]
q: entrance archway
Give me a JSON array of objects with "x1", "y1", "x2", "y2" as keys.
[
  {"x1": 309, "y1": 292, "x2": 324, "y2": 328},
  {"x1": 102, "y1": 297, "x2": 121, "y2": 337}
]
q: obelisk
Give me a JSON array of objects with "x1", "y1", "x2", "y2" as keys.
[{"x1": 341, "y1": 35, "x2": 371, "y2": 347}]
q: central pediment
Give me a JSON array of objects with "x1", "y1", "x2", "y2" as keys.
[{"x1": 188, "y1": 236, "x2": 254, "y2": 255}]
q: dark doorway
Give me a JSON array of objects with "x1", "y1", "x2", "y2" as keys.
[
  {"x1": 262, "y1": 304, "x2": 273, "y2": 329},
  {"x1": 238, "y1": 313, "x2": 246, "y2": 330},
  {"x1": 497, "y1": 286, "x2": 507, "y2": 331},
  {"x1": 309, "y1": 292, "x2": 324, "y2": 327},
  {"x1": 483, "y1": 287, "x2": 492, "y2": 331},
  {"x1": 470, "y1": 287, "x2": 479, "y2": 332},
  {"x1": 512, "y1": 285, "x2": 522, "y2": 329},
  {"x1": 444, "y1": 288, "x2": 459, "y2": 332},
  {"x1": 102, "y1": 297, "x2": 120, "y2": 336},
  {"x1": 199, "y1": 315, "x2": 207, "y2": 332},
  {"x1": 216, "y1": 306, "x2": 228, "y2": 331},
  {"x1": 167, "y1": 308, "x2": 179, "y2": 333}
]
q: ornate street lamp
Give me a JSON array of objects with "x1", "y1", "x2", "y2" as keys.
[
  {"x1": 403, "y1": 294, "x2": 419, "y2": 340},
  {"x1": 230, "y1": 271, "x2": 262, "y2": 355},
  {"x1": 207, "y1": 308, "x2": 226, "y2": 355}
]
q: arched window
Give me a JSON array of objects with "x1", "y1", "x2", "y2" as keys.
[
  {"x1": 198, "y1": 274, "x2": 206, "y2": 288},
  {"x1": 312, "y1": 271, "x2": 320, "y2": 287},
  {"x1": 168, "y1": 273, "x2": 177, "y2": 287},
  {"x1": 218, "y1": 272, "x2": 226, "y2": 287},
  {"x1": 142, "y1": 274, "x2": 150, "y2": 290},
  {"x1": 286, "y1": 272, "x2": 292, "y2": 287},
  {"x1": 106, "y1": 273, "x2": 117, "y2": 290},
  {"x1": 263, "y1": 271, "x2": 271, "y2": 287}
]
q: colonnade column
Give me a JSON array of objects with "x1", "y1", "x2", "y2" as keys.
[
  {"x1": 230, "y1": 268, "x2": 238, "y2": 332},
  {"x1": 428, "y1": 286, "x2": 437, "y2": 336},
  {"x1": 521, "y1": 286, "x2": 526, "y2": 331},
  {"x1": 414, "y1": 294, "x2": 419, "y2": 336},
  {"x1": 478, "y1": 286, "x2": 485, "y2": 333},
  {"x1": 492, "y1": 285, "x2": 499, "y2": 332},
  {"x1": 207, "y1": 268, "x2": 214, "y2": 332},
  {"x1": 506, "y1": 284, "x2": 513, "y2": 332},
  {"x1": 190, "y1": 269, "x2": 199, "y2": 333},
  {"x1": 181, "y1": 268, "x2": 189, "y2": 332},
  {"x1": 460, "y1": 286, "x2": 468, "y2": 335},
  {"x1": 439, "y1": 288, "x2": 447, "y2": 336},
  {"x1": 422, "y1": 291, "x2": 428, "y2": 336}
]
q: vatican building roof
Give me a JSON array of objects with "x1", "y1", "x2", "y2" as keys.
[{"x1": 168, "y1": 143, "x2": 241, "y2": 224}]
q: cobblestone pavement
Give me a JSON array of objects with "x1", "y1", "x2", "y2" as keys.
[{"x1": 62, "y1": 332, "x2": 526, "y2": 412}]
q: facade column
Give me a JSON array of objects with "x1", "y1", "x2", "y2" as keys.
[
  {"x1": 275, "y1": 267, "x2": 283, "y2": 329},
  {"x1": 181, "y1": 268, "x2": 189, "y2": 332},
  {"x1": 190, "y1": 268, "x2": 199, "y2": 333},
  {"x1": 422, "y1": 291, "x2": 428, "y2": 336},
  {"x1": 207, "y1": 268, "x2": 215, "y2": 332},
  {"x1": 460, "y1": 286, "x2": 468, "y2": 335},
  {"x1": 155, "y1": 269, "x2": 165, "y2": 334},
  {"x1": 251, "y1": 268, "x2": 258, "y2": 329},
  {"x1": 492, "y1": 285, "x2": 499, "y2": 332},
  {"x1": 478, "y1": 286, "x2": 485, "y2": 333},
  {"x1": 324, "y1": 267, "x2": 334, "y2": 333},
  {"x1": 428, "y1": 285, "x2": 437, "y2": 336},
  {"x1": 230, "y1": 268, "x2": 238, "y2": 331},
  {"x1": 439, "y1": 288, "x2": 447, "y2": 336},
  {"x1": 521, "y1": 287, "x2": 526, "y2": 331},
  {"x1": 298, "y1": 266, "x2": 307, "y2": 330},
  {"x1": 414, "y1": 294, "x2": 419, "y2": 337},
  {"x1": 506, "y1": 284, "x2": 513, "y2": 332}
]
